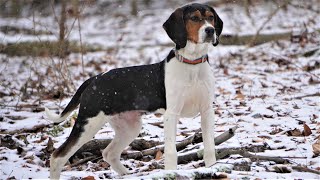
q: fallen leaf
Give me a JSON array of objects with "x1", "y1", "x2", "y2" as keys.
[
  {"x1": 273, "y1": 166, "x2": 291, "y2": 173},
  {"x1": 218, "y1": 87, "x2": 231, "y2": 95},
  {"x1": 46, "y1": 137, "x2": 55, "y2": 153},
  {"x1": 303, "y1": 123, "x2": 312, "y2": 136},
  {"x1": 252, "y1": 138, "x2": 264, "y2": 143},
  {"x1": 82, "y1": 176, "x2": 95, "y2": 180},
  {"x1": 148, "y1": 122, "x2": 163, "y2": 128},
  {"x1": 223, "y1": 68, "x2": 229, "y2": 75},
  {"x1": 154, "y1": 113, "x2": 162, "y2": 117},
  {"x1": 312, "y1": 139, "x2": 320, "y2": 155},
  {"x1": 212, "y1": 172, "x2": 229, "y2": 179},
  {"x1": 287, "y1": 128, "x2": 303, "y2": 137},
  {"x1": 312, "y1": 114, "x2": 319, "y2": 120},
  {"x1": 257, "y1": 135, "x2": 272, "y2": 140},
  {"x1": 235, "y1": 90, "x2": 245, "y2": 100},
  {"x1": 155, "y1": 150, "x2": 163, "y2": 160}
]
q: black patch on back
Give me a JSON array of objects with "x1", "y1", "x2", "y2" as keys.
[{"x1": 78, "y1": 60, "x2": 167, "y2": 119}]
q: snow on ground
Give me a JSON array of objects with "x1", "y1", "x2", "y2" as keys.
[{"x1": 0, "y1": 1, "x2": 319, "y2": 179}]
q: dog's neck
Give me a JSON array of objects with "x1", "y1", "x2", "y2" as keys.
[{"x1": 176, "y1": 40, "x2": 209, "y2": 60}]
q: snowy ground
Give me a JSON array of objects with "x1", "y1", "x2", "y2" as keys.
[{"x1": 0, "y1": 1, "x2": 319, "y2": 179}]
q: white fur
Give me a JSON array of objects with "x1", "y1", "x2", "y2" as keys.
[
  {"x1": 198, "y1": 20, "x2": 217, "y2": 44},
  {"x1": 164, "y1": 40, "x2": 216, "y2": 169},
  {"x1": 50, "y1": 111, "x2": 142, "y2": 179},
  {"x1": 45, "y1": 107, "x2": 71, "y2": 123},
  {"x1": 50, "y1": 111, "x2": 109, "y2": 179}
]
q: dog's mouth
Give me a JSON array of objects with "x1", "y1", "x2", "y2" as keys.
[{"x1": 204, "y1": 34, "x2": 218, "y2": 46}]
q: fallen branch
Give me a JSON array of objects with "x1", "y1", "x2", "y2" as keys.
[
  {"x1": 73, "y1": 126, "x2": 238, "y2": 162},
  {"x1": 70, "y1": 156, "x2": 98, "y2": 167},
  {"x1": 178, "y1": 145, "x2": 305, "y2": 165},
  {"x1": 294, "y1": 92, "x2": 320, "y2": 100},
  {"x1": 125, "y1": 126, "x2": 238, "y2": 160},
  {"x1": 178, "y1": 144, "x2": 267, "y2": 164},
  {"x1": 237, "y1": 150, "x2": 290, "y2": 164},
  {"x1": 221, "y1": 32, "x2": 290, "y2": 46},
  {"x1": 0, "y1": 123, "x2": 49, "y2": 135},
  {"x1": 248, "y1": 0, "x2": 290, "y2": 46},
  {"x1": 292, "y1": 165, "x2": 320, "y2": 175}
]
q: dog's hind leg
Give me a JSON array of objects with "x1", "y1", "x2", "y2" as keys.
[
  {"x1": 50, "y1": 111, "x2": 109, "y2": 180},
  {"x1": 102, "y1": 111, "x2": 142, "y2": 175}
]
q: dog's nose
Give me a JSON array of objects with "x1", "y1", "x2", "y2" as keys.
[{"x1": 205, "y1": 27, "x2": 215, "y2": 36}]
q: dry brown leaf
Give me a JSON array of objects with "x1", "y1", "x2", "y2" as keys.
[
  {"x1": 212, "y1": 172, "x2": 229, "y2": 179},
  {"x1": 287, "y1": 128, "x2": 303, "y2": 137},
  {"x1": 257, "y1": 135, "x2": 272, "y2": 140},
  {"x1": 312, "y1": 139, "x2": 320, "y2": 155},
  {"x1": 252, "y1": 138, "x2": 264, "y2": 143},
  {"x1": 82, "y1": 176, "x2": 95, "y2": 180},
  {"x1": 273, "y1": 166, "x2": 291, "y2": 173},
  {"x1": 218, "y1": 87, "x2": 231, "y2": 95},
  {"x1": 148, "y1": 122, "x2": 163, "y2": 128},
  {"x1": 223, "y1": 68, "x2": 229, "y2": 75},
  {"x1": 235, "y1": 93, "x2": 245, "y2": 100},
  {"x1": 303, "y1": 123, "x2": 312, "y2": 136},
  {"x1": 45, "y1": 137, "x2": 54, "y2": 153},
  {"x1": 155, "y1": 150, "x2": 163, "y2": 160},
  {"x1": 154, "y1": 113, "x2": 162, "y2": 118}
]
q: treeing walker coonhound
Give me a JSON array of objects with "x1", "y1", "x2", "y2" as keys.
[{"x1": 46, "y1": 3, "x2": 223, "y2": 179}]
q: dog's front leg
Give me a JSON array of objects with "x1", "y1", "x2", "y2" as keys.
[
  {"x1": 163, "y1": 86, "x2": 185, "y2": 170},
  {"x1": 201, "y1": 107, "x2": 216, "y2": 167},
  {"x1": 200, "y1": 76, "x2": 217, "y2": 168},
  {"x1": 163, "y1": 112, "x2": 178, "y2": 170}
]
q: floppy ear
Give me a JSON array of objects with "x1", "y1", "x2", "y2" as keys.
[
  {"x1": 163, "y1": 8, "x2": 187, "y2": 50},
  {"x1": 207, "y1": 6, "x2": 223, "y2": 46}
]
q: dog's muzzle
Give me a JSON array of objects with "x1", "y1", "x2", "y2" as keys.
[{"x1": 204, "y1": 27, "x2": 218, "y2": 46}]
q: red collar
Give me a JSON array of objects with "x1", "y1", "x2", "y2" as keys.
[{"x1": 175, "y1": 51, "x2": 208, "y2": 65}]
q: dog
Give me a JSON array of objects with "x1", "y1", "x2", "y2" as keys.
[{"x1": 46, "y1": 3, "x2": 223, "y2": 179}]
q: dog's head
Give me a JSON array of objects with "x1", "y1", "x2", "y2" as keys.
[{"x1": 163, "y1": 3, "x2": 223, "y2": 49}]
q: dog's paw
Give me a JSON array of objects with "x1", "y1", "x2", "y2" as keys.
[
  {"x1": 204, "y1": 155, "x2": 217, "y2": 168},
  {"x1": 164, "y1": 160, "x2": 177, "y2": 170}
]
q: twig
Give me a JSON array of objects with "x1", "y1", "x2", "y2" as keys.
[
  {"x1": 292, "y1": 165, "x2": 320, "y2": 175},
  {"x1": 140, "y1": 126, "x2": 238, "y2": 158},
  {"x1": 270, "y1": 52, "x2": 320, "y2": 80},
  {"x1": 178, "y1": 144, "x2": 267, "y2": 164},
  {"x1": 70, "y1": 156, "x2": 98, "y2": 167},
  {"x1": 77, "y1": 8, "x2": 85, "y2": 75},
  {"x1": 294, "y1": 93, "x2": 320, "y2": 100},
  {"x1": 238, "y1": 150, "x2": 290, "y2": 164},
  {"x1": 0, "y1": 124, "x2": 49, "y2": 135},
  {"x1": 73, "y1": 126, "x2": 238, "y2": 161},
  {"x1": 248, "y1": 0, "x2": 290, "y2": 47}
]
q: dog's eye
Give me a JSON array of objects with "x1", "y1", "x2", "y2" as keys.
[
  {"x1": 190, "y1": 16, "x2": 201, "y2": 22},
  {"x1": 207, "y1": 16, "x2": 214, "y2": 21}
]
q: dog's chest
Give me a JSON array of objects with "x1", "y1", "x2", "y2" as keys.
[{"x1": 165, "y1": 59, "x2": 214, "y2": 117}]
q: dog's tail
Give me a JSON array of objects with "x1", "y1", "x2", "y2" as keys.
[{"x1": 45, "y1": 75, "x2": 98, "y2": 124}]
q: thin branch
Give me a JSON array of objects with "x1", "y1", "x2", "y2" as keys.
[
  {"x1": 248, "y1": 0, "x2": 290, "y2": 47},
  {"x1": 77, "y1": 6, "x2": 85, "y2": 75},
  {"x1": 292, "y1": 165, "x2": 320, "y2": 175}
]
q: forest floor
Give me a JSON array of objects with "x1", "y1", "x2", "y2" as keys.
[{"x1": 0, "y1": 1, "x2": 319, "y2": 179}]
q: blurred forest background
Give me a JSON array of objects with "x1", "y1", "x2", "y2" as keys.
[
  {"x1": 1, "y1": 0, "x2": 319, "y2": 100},
  {"x1": 0, "y1": 1, "x2": 319, "y2": 179}
]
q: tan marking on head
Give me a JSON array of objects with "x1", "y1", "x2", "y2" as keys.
[
  {"x1": 205, "y1": 11, "x2": 214, "y2": 17},
  {"x1": 205, "y1": 10, "x2": 215, "y2": 26},
  {"x1": 186, "y1": 10, "x2": 205, "y2": 43}
]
